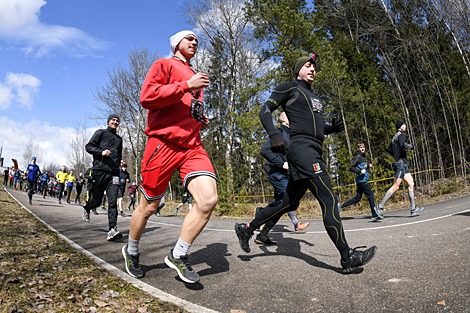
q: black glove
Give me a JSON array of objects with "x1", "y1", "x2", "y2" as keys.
[
  {"x1": 333, "y1": 117, "x2": 345, "y2": 132},
  {"x1": 270, "y1": 133, "x2": 287, "y2": 154}
]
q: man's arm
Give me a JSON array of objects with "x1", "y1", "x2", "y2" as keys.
[
  {"x1": 259, "y1": 83, "x2": 293, "y2": 153},
  {"x1": 349, "y1": 154, "x2": 362, "y2": 174},
  {"x1": 398, "y1": 133, "x2": 414, "y2": 150},
  {"x1": 260, "y1": 135, "x2": 285, "y2": 169},
  {"x1": 324, "y1": 117, "x2": 344, "y2": 135},
  {"x1": 85, "y1": 130, "x2": 104, "y2": 156},
  {"x1": 140, "y1": 60, "x2": 208, "y2": 110}
]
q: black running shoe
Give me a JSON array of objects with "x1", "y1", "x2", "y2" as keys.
[
  {"x1": 91, "y1": 207, "x2": 99, "y2": 215},
  {"x1": 164, "y1": 249, "x2": 200, "y2": 283},
  {"x1": 122, "y1": 245, "x2": 143, "y2": 278},
  {"x1": 235, "y1": 223, "x2": 252, "y2": 253},
  {"x1": 255, "y1": 233, "x2": 276, "y2": 246},
  {"x1": 341, "y1": 246, "x2": 377, "y2": 273}
]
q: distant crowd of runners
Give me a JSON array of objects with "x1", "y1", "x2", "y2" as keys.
[{"x1": 2, "y1": 29, "x2": 426, "y2": 285}]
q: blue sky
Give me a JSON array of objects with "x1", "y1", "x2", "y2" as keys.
[{"x1": 0, "y1": 0, "x2": 193, "y2": 167}]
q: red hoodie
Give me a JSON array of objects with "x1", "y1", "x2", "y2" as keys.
[{"x1": 140, "y1": 57, "x2": 204, "y2": 148}]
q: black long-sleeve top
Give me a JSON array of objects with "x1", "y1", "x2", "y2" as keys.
[
  {"x1": 259, "y1": 80, "x2": 335, "y2": 157},
  {"x1": 85, "y1": 126, "x2": 122, "y2": 175}
]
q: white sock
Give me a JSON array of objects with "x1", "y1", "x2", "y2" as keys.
[
  {"x1": 127, "y1": 237, "x2": 139, "y2": 255},
  {"x1": 173, "y1": 237, "x2": 191, "y2": 259}
]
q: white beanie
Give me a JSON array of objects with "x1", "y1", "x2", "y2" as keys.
[{"x1": 170, "y1": 30, "x2": 197, "y2": 54}]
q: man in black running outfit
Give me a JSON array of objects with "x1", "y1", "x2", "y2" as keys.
[{"x1": 234, "y1": 54, "x2": 377, "y2": 273}]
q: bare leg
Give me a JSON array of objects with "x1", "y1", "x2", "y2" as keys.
[
  {"x1": 129, "y1": 197, "x2": 160, "y2": 240},
  {"x1": 180, "y1": 176, "x2": 218, "y2": 244}
]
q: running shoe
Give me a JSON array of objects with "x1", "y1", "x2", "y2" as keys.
[
  {"x1": 372, "y1": 207, "x2": 384, "y2": 219},
  {"x1": 156, "y1": 212, "x2": 161, "y2": 217},
  {"x1": 122, "y1": 245, "x2": 143, "y2": 278},
  {"x1": 234, "y1": 223, "x2": 252, "y2": 253},
  {"x1": 91, "y1": 208, "x2": 99, "y2": 215},
  {"x1": 371, "y1": 215, "x2": 380, "y2": 221},
  {"x1": 101, "y1": 206, "x2": 107, "y2": 211},
  {"x1": 82, "y1": 208, "x2": 90, "y2": 223},
  {"x1": 295, "y1": 222, "x2": 310, "y2": 232},
  {"x1": 164, "y1": 249, "x2": 200, "y2": 284},
  {"x1": 411, "y1": 206, "x2": 424, "y2": 216},
  {"x1": 341, "y1": 246, "x2": 377, "y2": 273},
  {"x1": 120, "y1": 211, "x2": 126, "y2": 217},
  {"x1": 255, "y1": 233, "x2": 276, "y2": 245},
  {"x1": 107, "y1": 227, "x2": 122, "y2": 241},
  {"x1": 59, "y1": 200, "x2": 61, "y2": 204}
]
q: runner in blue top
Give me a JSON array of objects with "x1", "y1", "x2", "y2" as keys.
[
  {"x1": 40, "y1": 172, "x2": 50, "y2": 198},
  {"x1": 25, "y1": 157, "x2": 41, "y2": 205},
  {"x1": 339, "y1": 143, "x2": 381, "y2": 219}
]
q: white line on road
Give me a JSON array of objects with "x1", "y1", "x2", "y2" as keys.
[{"x1": 145, "y1": 208, "x2": 470, "y2": 234}]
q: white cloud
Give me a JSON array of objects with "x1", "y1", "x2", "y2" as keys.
[
  {"x1": 0, "y1": 0, "x2": 109, "y2": 58},
  {"x1": 0, "y1": 116, "x2": 99, "y2": 170},
  {"x1": 0, "y1": 72, "x2": 41, "y2": 109},
  {"x1": 0, "y1": 83, "x2": 12, "y2": 109}
]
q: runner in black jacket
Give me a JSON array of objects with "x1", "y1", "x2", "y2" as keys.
[
  {"x1": 83, "y1": 114, "x2": 124, "y2": 242},
  {"x1": 378, "y1": 120, "x2": 424, "y2": 216},
  {"x1": 235, "y1": 54, "x2": 377, "y2": 273}
]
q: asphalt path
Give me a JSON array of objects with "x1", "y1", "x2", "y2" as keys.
[{"x1": 7, "y1": 189, "x2": 470, "y2": 312}]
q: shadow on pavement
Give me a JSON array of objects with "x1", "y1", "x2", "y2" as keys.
[{"x1": 235, "y1": 225, "x2": 349, "y2": 274}]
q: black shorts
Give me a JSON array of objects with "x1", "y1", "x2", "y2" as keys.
[
  {"x1": 182, "y1": 194, "x2": 193, "y2": 204},
  {"x1": 287, "y1": 136, "x2": 328, "y2": 181},
  {"x1": 393, "y1": 162, "x2": 410, "y2": 179},
  {"x1": 117, "y1": 188, "x2": 125, "y2": 199}
]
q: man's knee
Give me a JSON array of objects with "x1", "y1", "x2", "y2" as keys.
[
  {"x1": 137, "y1": 199, "x2": 159, "y2": 217},
  {"x1": 197, "y1": 194, "x2": 218, "y2": 213}
]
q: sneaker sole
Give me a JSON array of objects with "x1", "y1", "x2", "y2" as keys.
[
  {"x1": 234, "y1": 224, "x2": 251, "y2": 253},
  {"x1": 164, "y1": 256, "x2": 199, "y2": 284},
  {"x1": 121, "y1": 245, "x2": 142, "y2": 278},
  {"x1": 342, "y1": 246, "x2": 377, "y2": 274}
]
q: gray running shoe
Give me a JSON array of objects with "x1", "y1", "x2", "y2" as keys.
[
  {"x1": 107, "y1": 227, "x2": 122, "y2": 241},
  {"x1": 91, "y1": 207, "x2": 99, "y2": 215},
  {"x1": 122, "y1": 245, "x2": 143, "y2": 278},
  {"x1": 82, "y1": 208, "x2": 90, "y2": 223},
  {"x1": 164, "y1": 249, "x2": 200, "y2": 284}
]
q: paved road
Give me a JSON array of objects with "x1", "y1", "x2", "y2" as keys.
[{"x1": 7, "y1": 189, "x2": 470, "y2": 312}]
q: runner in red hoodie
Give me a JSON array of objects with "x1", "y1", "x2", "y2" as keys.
[{"x1": 122, "y1": 30, "x2": 218, "y2": 283}]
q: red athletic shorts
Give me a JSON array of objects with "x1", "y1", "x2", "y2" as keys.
[{"x1": 140, "y1": 135, "x2": 216, "y2": 201}]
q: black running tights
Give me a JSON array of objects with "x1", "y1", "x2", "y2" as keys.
[{"x1": 248, "y1": 175, "x2": 349, "y2": 252}]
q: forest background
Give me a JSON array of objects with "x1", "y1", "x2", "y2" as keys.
[{"x1": 24, "y1": 0, "x2": 470, "y2": 214}]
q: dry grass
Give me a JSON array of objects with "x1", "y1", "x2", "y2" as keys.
[{"x1": 0, "y1": 187, "x2": 185, "y2": 313}]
